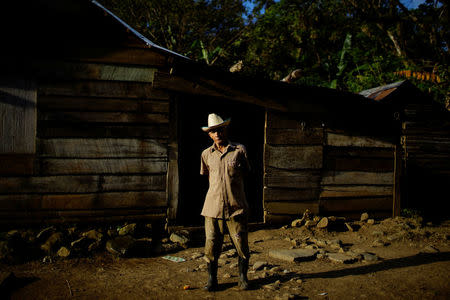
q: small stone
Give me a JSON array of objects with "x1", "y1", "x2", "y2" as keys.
[
  {"x1": 252, "y1": 261, "x2": 269, "y2": 270},
  {"x1": 105, "y1": 235, "x2": 135, "y2": 257},
  {"x1": 345, "y1": 223, "x2": 354, "y2": 232},
  {"x1": 421, "y1": 245, "x2": 439, "y2": 253},
  {"x1": 317, "y1": 217, "x2": 329, "y2": 229},
  {"x1": 270, "y1": 266, "x2": 282, "y2": 272},
  {"x1": 269, "y1": 249, "x2": 318, "y2": 262},
  {"x1": 191, "y1": 252, "x2": 203, "y2": 259},
  {"x1": 57, "y1": 247, "x2": 70, "y2": 258},
  {"x1": 42, "y1": 256, "x2": 52, "y2": 263},
  {"x1": 259, "y1": 271, "x2": 268, "y2": 278},
  {"x1": 361, "y1": 252, "x2": 378, "y2": 262},
  {"x1": 41, "y1": 232, "x2": 63, "y2": 254},
  {"x1": 372, "y1": 239, "x2": 387, "y2": 247},
  {"x1": 291, "y1": 219, "x2": 303, "y2": 227},
  {"x1": 281, "y1": 225, "x2": 289, "y2": 230},
  {"x1": 285, "y1": 237, "x2": 292, "y2": 242},
  {"x1": 361, "y1": 213, "x2": 369, "y2": 222},
  {"x1": 313, "y1": 216, "x2": 321, "y2": 222},
  {"x1": 367, "y1": 219, "x2": 375, "y2": 225},
  {"x1": 296, "y1": 279, "x2": 303, "y2": 284},
  {"x1": 304, "y1": 220, "x2": 317, "y2": 228},
  {"x1": 118, "y1": 224, "x2": 137, "y2": 236},
  {"x1": 387, "y1": 232, "x2": 406, "y2": 242},
  {"x1": 169, "y1": 232, "x2": 189, "y2": 245},
  {"x1": 218, "y1": 258, "x2": 229, "y2": 266},
  {"x1": 311, "y1": 238, "x2": 327, "y2": 248},
  {"x1": 338, "y1": 247, "x2": 345, "y2": 253},
  {"x1": 305, "y1": 244, "x2": 317, "y2": 250},
  {"x1": 371, "y1": 231, "x2": 384, "y2": 237},
  {"x1": 328, "y1": 253, "x2": 356, "y2": 264},
  {"x1": 82, "y1": 230, "x2": 103, "y2": 241},
  {"x1": 36, "y1": 227, "x2": 55, "y2": 241},
  {"x1": 223, "y1": 273, "x2": 232, "y2": 278},
  {"x1": 161, "y1": 238, "x2": 169, "y2": 243},
  {"x1": 291, "y1": 239, "x2": 301, "y2": 247},
  {"x1": 225, "y1": 249, "x2": 237, "y2": 257},
  {"x1": 198, "y1": 263, "x2": 207, "y2": 270},
  {"x1": 229, "y1": 262, "x2": 238, "y2": 268}
]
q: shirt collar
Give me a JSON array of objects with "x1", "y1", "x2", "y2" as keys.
[{"x1": 210, "y1": 141, "x2": 235, "y2": 153}]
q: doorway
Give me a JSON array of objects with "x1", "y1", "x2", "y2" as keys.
[{"x1": 176, "y1": 95, "x2": 265, "y2": 226}]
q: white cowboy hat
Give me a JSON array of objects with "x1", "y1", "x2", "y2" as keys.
[{"x1": 201, "y1": 113, "x2": 231, "y2": 132}]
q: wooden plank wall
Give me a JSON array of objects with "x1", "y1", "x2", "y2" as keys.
[
  {"x1": 0, "y1": 48, "x2": 171, "y2": 224},
  {"x1": 321, "y1": 129, "x2": 394, "y2": 219},
  {"x1": 263, "y1": 110, "x2": 395, "y2": 224},
  {"x1": 263, "y1": 111, "x2": 323, "y2": 223}
]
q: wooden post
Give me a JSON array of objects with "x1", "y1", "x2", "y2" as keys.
[
  {"x1": 393, "y1": 144, "x2": 402, "y2": 217},
  {"x1": 167, "y1": 96, "x2": 179, "y2": 221}
]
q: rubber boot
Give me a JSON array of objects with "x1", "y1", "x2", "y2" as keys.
[
  {"x1": 204, "y1": 261, "x2": 218, "y2": 292},
  {"x1": 238, "y1": 257, "x2": 249, "y2": 290}
]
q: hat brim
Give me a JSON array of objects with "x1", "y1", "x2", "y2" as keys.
[{"x1": 201, "y1": 119, "x2": 231, "y2": 132}]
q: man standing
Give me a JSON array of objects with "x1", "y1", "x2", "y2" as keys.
[{"x1": 200, "y1": 113, "x2": 250, "y2": 291}]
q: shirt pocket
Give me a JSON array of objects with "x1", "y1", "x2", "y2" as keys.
[{"x1": 227, "y1": 158, "x2": 241, "y2": 178}]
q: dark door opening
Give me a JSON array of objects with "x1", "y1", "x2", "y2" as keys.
[{"x1": 176, "y1": 95, "x2": 265, "y2": 226}]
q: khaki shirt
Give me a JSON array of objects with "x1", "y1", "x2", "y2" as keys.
[{"x1": 200, "y1": 141, "x2": 250, "y2": 219}]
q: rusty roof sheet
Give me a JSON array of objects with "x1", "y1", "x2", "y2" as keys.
[{"x1": 359, "y1": 81, "x2": 406, "y2": 101}]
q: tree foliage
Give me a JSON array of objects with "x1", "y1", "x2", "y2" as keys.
[{"x1": 101, "y1": 0, "x2": 449, "y2": 104}]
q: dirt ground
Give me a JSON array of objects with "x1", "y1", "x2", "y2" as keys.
[{"x1": 2, "y1": 217, "x2": 450, "y2": 300}]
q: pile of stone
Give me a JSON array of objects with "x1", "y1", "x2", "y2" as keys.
[
  {"x1": 0, "y1": 223, "x2": 189, "y2": 264},
  {"x1": 288, "y1": 209, "x2": 361, "y2": 232}
]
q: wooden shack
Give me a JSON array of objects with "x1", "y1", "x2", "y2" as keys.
[{"x1": 1, "y1": 0, "x2": 447, "y2": 227}]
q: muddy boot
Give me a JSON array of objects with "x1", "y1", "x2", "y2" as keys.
[
  {"x1": 238, "y1": 257, "x2": 249, "y2": 290},
  {"x1": 204, "y1": 261, "x2": 218, "y2": 292}
]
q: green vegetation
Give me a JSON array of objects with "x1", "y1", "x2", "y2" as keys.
[{"x1": 101, "y1": 0, "x2": 449, "y2": 104}]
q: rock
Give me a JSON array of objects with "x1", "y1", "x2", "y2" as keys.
[
  {"x1": 57, "y1": 247, "x2": 70, "y2": 258},
  {"x1": 106, "y1": 235, "x2": 135, "y2": 257},
  {"x1": 361, "y1": 212, "x2": 369, "y2": 222},
  {"x1": 71, "y1": 237, "x2": 88, "y2": 250},
  {"x1": 328, "y1": 239, "x2": 342, "y2": 250},
  {"x1": 259, "y1": 271, "x2": 268, "y2": 279},
  {"x1": 281, "y1": 225, "x2": 289, "y2": 230},
  {"x1": 41, "y1": 232, "x2": 63, "y2": 254},
  {"x1": 87, "y1": 240, "x2": 102, "y2": 252},
  {"x1": 67, "y1": 227, "x2": 77, "y2": 236},
  {"x1": 82, "y1": 230, "x2": 103, "y2": 241},
  {"x1": 252, "y1": 261, "x2": 269, "y2": 270},
  {"x1": 6, "y1": 230, "x2": 20, "y2": 239},
  {"x1": 317, "y1": 217, "x2": 329, "y2": 229},
  {"x1": 345, "y1": 223, "x2": 354, "y2": 232},
  {"x1": 311, "y1": 238, "x2": 327, "y2": 248},
  {"x1": 387, "y1": 232, "x2": 406, "y2": 242},
  {"x1": 291, "y1": 219, "x2": 303, "y2": 227},
  {"x1": 42, "y1": 256, "x2": 52, "y2": 263},
  {"x1": 372, "y1": 239, "x2": 388, "y2": 247},
  {"x1": 169, "y1": 232, "x2": 189, "y2": 245},
  {"x1": 229, "y1": 262, "x2": 238, "y2": 268},
  {"x1": 36, "y1": 227, "x2": 55, "y2": 242},
  {"x1": 361, "y1": 252, "x2": 378, "y2": 262},
  {"x1": 191, "y1": 252, "x2": 203, "y2": 260},
  {"x1": 224, "y1": 249, "x2": 237, "y2": 257},
  {"x1": 198, "y1": 263, "x2": 207, "y2": 270},
  {"x1": 270, "y1": 266, "x2": 282, "y2": 272},
  {"x1": 313, "y1": 216, "x2": 321, "y2": 222},
  {"x1": 291, "y1": 239, "x2": 301, "y2": 247},
  {"x1": 107, "y1": 229, "x2": 118, "y2": 238},
  {"x1": 367, "y1": 219, "x2": 375, "y2": 225},
  {"x1": 305, "y1": 244, "x2": 317, "y2": 250},
  {"x1": 328, "y1": 253, "x2": 357, "y2": 264},
  {"x1": 269, "y1": 249, "x2": 318, "y2": 262},
  {"x1": 316, "y1": 253, "x2": 327, "y2": 259},
  {"x1": 371, "y1": 231, "x2": 384, "y2": 237},
  {"x1": 263, "y1": 280, "x2": 281, "y2": 290},
  {"x1": 218, "y1": 258, "x2": 229, "y2": 266},
  {"x1": 223, "y1": 273, "x2": 232, "y2": 278},
  {"x1": 421, "y1": 245, "x2": 439, "y2": 253},
  {"x1": 304, "y1": 220, "x2": 317, "y2": 228},
  {"x1": 118, "y1": 224, "x2": 137, "y2": 236}
]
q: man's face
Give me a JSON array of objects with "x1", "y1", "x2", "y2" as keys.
[{"x1": 208, "y1": 126, "x2": 228, "y2": 145}]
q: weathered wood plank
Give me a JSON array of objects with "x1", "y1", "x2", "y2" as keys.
[
  {"x1": 393, "y1": 145, "x2": 402, "y2": 217},
  {"x1": 320, "y1": 197, "x2": 392, "y2": 212},
  {"x1": 38, "y1": 138, "x2": 167, "y2": 158},
  {"x1": 34, "y1": 62, "x2": 156, "y2": 82},
  {"x1": 0, "y1": 154, "x2": 35, "y2": 175},
  {"x1": 167, "y1": 97, "x2": 179, "y2": 220},
  {"x1": 0, "y1": 191, "x2": 166, "y2": 210},
  {"x1": 327, "y1": 132, "x2": 394, "y2": 148},
  {"x1": 264, "y1": 169, "x2": 321, "y2": 189},
  {"x1": 38, "y1": 96, "x2": 169, "y2": 112},
  {"x1": 265, "y1": 145, "x2": 323, "y2": 169},
  {"x1": 324, "y1": 157, "x2": 394, "y2": 172},
  {"x1": 37, "y1": 124, "x2": 169, "y2": 139},
  {"x1": 0, "y1": 79, "x2": 37, "y2": 154},
  {"x1": 266, "y1": 127, "x2": 323, "y2": 145},
  {"x1": 321, "y1": 171, "x2": 393, "y2": 185},
  {"x1": 38, "y1": 81, "x2": 167, "y2": 99},
  {"x1": 40, "y1": 158, "x2": 167, "y2": 175},
  {"x1": 320, "y1": 186, "x2": 393, "y2": 198},
  {"x1": 264, "y1": 188, "x2": 319, "y2": 201},
  {"x1": 68, "y1": 47, "x2": 168, "y2": 67},
  {"x1": 39, "y1": 111, "x2": 168, "y2": 124},
  {"x1": 264, "y1": 201, "x2": 319, "y2": 215},
  {"x1": 325, "y1": 147, "x2": 393, "y2": 158},
  {"x1": 266, "y1": 111, "x2": 323, "y2": 129},
  {"x1": 0, "y1": 175, "x2": 166, "y2": 194}
]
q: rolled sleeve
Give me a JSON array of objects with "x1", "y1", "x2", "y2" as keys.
[{"x1": 200, "y1": 152, "x2": 209, "y2": 175}]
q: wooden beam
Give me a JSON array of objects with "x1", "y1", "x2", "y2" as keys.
[
  {"x1": 265, "y1": 145, "x2": 323, "y2": 169},
  {"x1": 320, "y1": 185, "x2": 393, "y2": 198},
  {"x1": 324, "y1": 157, "x2": 394, "y2": 172},
  {"x1": 264, "y1": 201, "x2": 319, "y2": 215},
  {"x1": 321, "y1": 171, "x2": 393, "y2": 185},
  {"x1": 0, "y1": 154, "x2": 35, "y2": 175},
  {"x1": 40, "y1": 158, "x2": 167, "y2": 175},
  {"x1": 327, "y1": 132, "x2": 394, "y2": 148},
  {"x1": 393, "y1": 144, "x2": 402, "y2": 217},
  {"x1": 39, "y1": 111, "x2": 168, "y2": 124},
  {"x1": 266, "y1": 127, "x2": 323, "y2": 145},
  {"x1": 38, "y1": 138, "x2": 167, "y2": 158},
  {"x1": 264, "y1": 169, "x2": 321, "y2": 189},
  {"x1": 320, "y1": 197, "x2": 392, "y2": 212},
  {"x1": 264, "y1": 187, "x2": 319, "y2": 201},
  {"x1": 166, "y1": 97, "x2": 179, "y2": 220}
]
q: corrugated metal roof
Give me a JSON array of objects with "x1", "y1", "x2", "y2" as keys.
[
  {"x1": 91, "y1": 0, "x2": 189, "y2": 60},
  {"x1": 359, "y1": 81, "x2": 406, "y2": 101}
]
